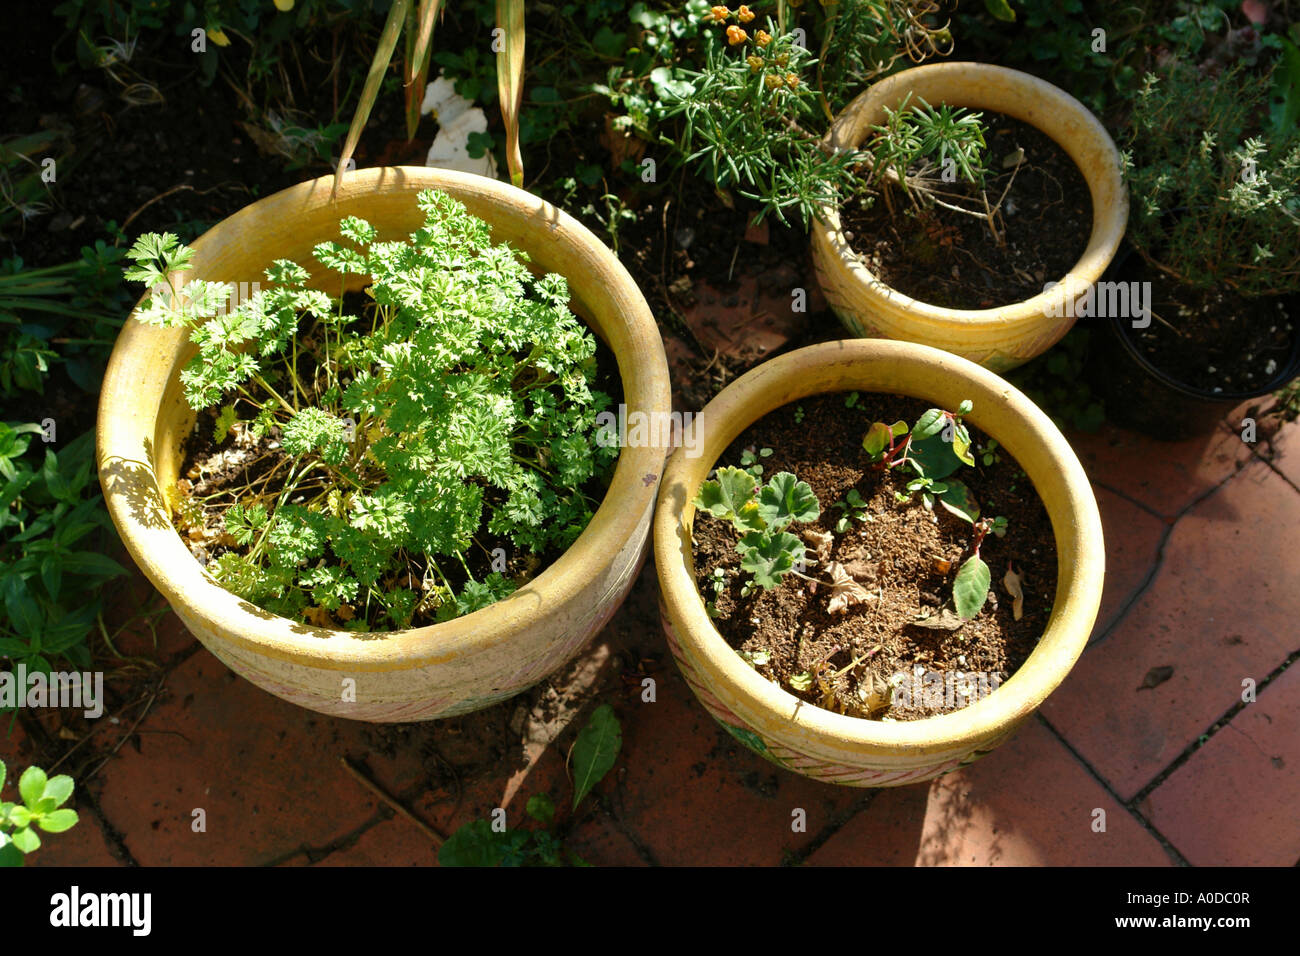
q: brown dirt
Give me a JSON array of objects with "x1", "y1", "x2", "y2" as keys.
[
  {"x1": 841, "y1": 113, "x2": 1091, "y2": 310},
  {"x1": 691, "y1": 392, "x2": 1058, "y2": 721}
]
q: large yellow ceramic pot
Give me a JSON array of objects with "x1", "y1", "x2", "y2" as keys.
[
  {"x1": 98, "y1": 167, "x2": 671, "y2": 722},
  {"x1": 655, "y1": 340, "x2": 1104, "y2": 786},
  {"x1": 811, "y1": 63, "x2": 1128, "y2": 372}
]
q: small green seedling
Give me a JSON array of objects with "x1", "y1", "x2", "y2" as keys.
[
  {"x1": 833, "y1": 488, "x2": 870, "y2": 532},
  {"x1": 694, "y1": 466, "x2": 820, "y2": 591},
  {"x1": 952, "y1": 514, "x2": 1009, "y2": 619},
  {"x1": 862, "y1": 400, "x2": 1008, "y2": 619},
  {"x1": 0, "y1": 760, "x2": 79, "y2": 867},
  {"x1": 739, "y1": 446, "x2": 773, "y2": 477},
  {"x1": 980, "y1": 439, "x2": 1001, "y2": 467},
  {"x1": 794, "y1": 405, "x2": 805, "y2": 424}
]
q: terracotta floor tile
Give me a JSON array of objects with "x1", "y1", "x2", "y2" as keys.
[
  {"x1": 95, "y1": 650, "x2": 383, "y2": 865},
  {"x1": 1066, "y1": 421, "x2": 1252, "y2": 517},
  {"x1": 365, "y1": 743, "x2": 643, "y2": 866},
  {"x1": 311, "y1": 817, "x2": 437, "y2": 867},
  {"x1": 560, "y1": 808, "x2": 647, "y2": 867},
  {"x1": 1141, "y1": 661, "x2": 1300, "y2": 866},
  {"x1": 609, "y1": 667, "x2": 862, "y2": 866},
  {"x1": 681, "y1": 268, "x2": 826, "y2": 365},
  {"x1": 1092, "y1": 484, "x2": 1165, "y2": 640},
  {"x1": 1262, "y1": 414, "x2": 1300, "y2": 490},
  {"x1": 105, "y1": 582, "x2": 195, "y2": 663},
  {"x1": 26, "y1": 807, "x2": 123, "y2": 867},
  {"x1": 815, "y1": 721, "x2": 1169, "y2": 866},
  {"x1": 1, "y1": 715, "x2": 32, "y2": 763},
  {"x1": 804, "y1": 786, "x2": 931, "y2": 866},
  {"x1": 1041, "y1": 459, "x2": 1300, "y2": 799}
]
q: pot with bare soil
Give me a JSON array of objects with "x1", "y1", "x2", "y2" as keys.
[
  {"x1": 810, "y1": 63, "x2": 1128, "y2": 372},
  {"x1": 98, "y1": 167, "x2": 670, "y2": 722},
  {"x1": 655, "y1": 340, "x2": 1103, "y2": 786}
]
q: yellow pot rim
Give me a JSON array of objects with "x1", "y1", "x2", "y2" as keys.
[
  {"x1": 97, "y1": 167, "x2": 671, "y2": 671},
  {"x1": 813, "y1": 62, "x2": 1129, "y2": 326},
  {"x1": 654, "y1": 339, "x2": 1104, "y2": 752}
]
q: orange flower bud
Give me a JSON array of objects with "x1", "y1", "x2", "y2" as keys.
[
  {"x1": 764, "y1": 73, "x2": 782, "y2": 90},
  {"x1": 706, "y1": 5, "x2": 730, "y2": 21},
  {"x1": 786, "y1": 73, "x2": 799, "y2": 87},
  {"x1": 737, "y1": 4, "x2": 756, "y2": 22},
  {"x1": 726, "y1": 25, "x2": 748, "y2": 45},
  {"x1": 746, "y1": 55, "x2": 764, "y2": 73},
  {"x1": 755, "y1": 29, "x2": 772, "y2": 46}
]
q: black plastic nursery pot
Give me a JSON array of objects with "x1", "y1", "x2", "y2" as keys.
[
  {"x1": 1094, "y1": 313, "x2": 1300, "y2": 441},
  {"x1": 1089, "y1": 251, "x2": 1300, "y2": 441}
]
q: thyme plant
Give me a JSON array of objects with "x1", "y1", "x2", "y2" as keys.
[
  {"x1": 1122, "y1": 60, "x2": 1300, "y2": 297},
  {"x1": 125, "y1": 190, "x2": 617, "y2": 631}
]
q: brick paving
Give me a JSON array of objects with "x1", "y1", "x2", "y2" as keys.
[{"x1": 14, "y1": 398, "x2": 1299, "y2": 868}]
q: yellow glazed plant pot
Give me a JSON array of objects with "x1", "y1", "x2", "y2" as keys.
[
  {"x1": 98, "y1": 167, "x2": 671, "y2": 722},
  {"x1": 811, "y1": 62, "x2": 1129, "y2": 373},
  {"x1": 655, "y1": 340, "x2": 1104, "y2": 786}
]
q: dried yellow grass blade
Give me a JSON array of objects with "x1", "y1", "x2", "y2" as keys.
[
  {"x1": 333, "y1": 0, "x2": 411, "y2": 198},
  {"x1": 405, "y1": 0, "x2": 444, "y2": 141},
  {"x1": 496, "y1": 0, "x2": 526, "y2": 187}
]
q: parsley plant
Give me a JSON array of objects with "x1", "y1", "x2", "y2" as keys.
[{"x1": 125, "y1": 190, "x2": 618, "y2": 630}]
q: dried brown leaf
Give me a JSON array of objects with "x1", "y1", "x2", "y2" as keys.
[
  {"x1": 910, "y1": 608, "x2": 966, "y2": 631},
  {"x1": 802, "y1": 528, "x2": 833, "y2": 560},
  {"x1": 1137, "y1": 665, "x2": 1175, "y2": 691},
  {"x1": 826, "y1": 561, "x2": 872, "y2": 615}
]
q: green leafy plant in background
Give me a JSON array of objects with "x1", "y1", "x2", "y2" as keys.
[
  {"x1": 51, "y1": 0, "x2": 377, "y2": 84},
  {"x1": 0, "y1": 130, "x2": 70, "y2": 234},
  {"x1": 0, "y1": 426, "x2": 129, "y2": 677},
  {"x1": 861, "y1": 400, "x2": 1007, "y2": 619},
  {"x1": 0, "y1": 760, "x2": 80, "y2": 867},
  {"x1": 592, "y1": 0, "x2": 714, "y2": 144},
  {"x1": 124, "y1": 189, "x2": 617, "y2": 631},
  {"x1": 1006, "y1": 326, "x2": 1106, "y2": 432},
  {"x1": 694, "y1": 466, "x2": 819, "y2": 592},
  {"x1": 739, "y1": 445, "x2": 772, "y2": 477},
  {"x1": 0, "y1": 237, "x2": 131, "y2": 397},
  {"x1": 438, "y1": 703, "x2": 621, "y2": 866},
  {"x1": 1122, "y1": 51, "x2": 1300, "y2": 297}
]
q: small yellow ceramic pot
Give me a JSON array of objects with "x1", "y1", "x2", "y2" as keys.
[
  {"x1": 655, "y1": 339, "x2": 1104, "y2": 786},
  {"x1": 811, "y1": 62, "x2": 1129, "y2": 372},
  {"x1": 98, "y1": 167, "x2": 671, "y2": 722}
]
